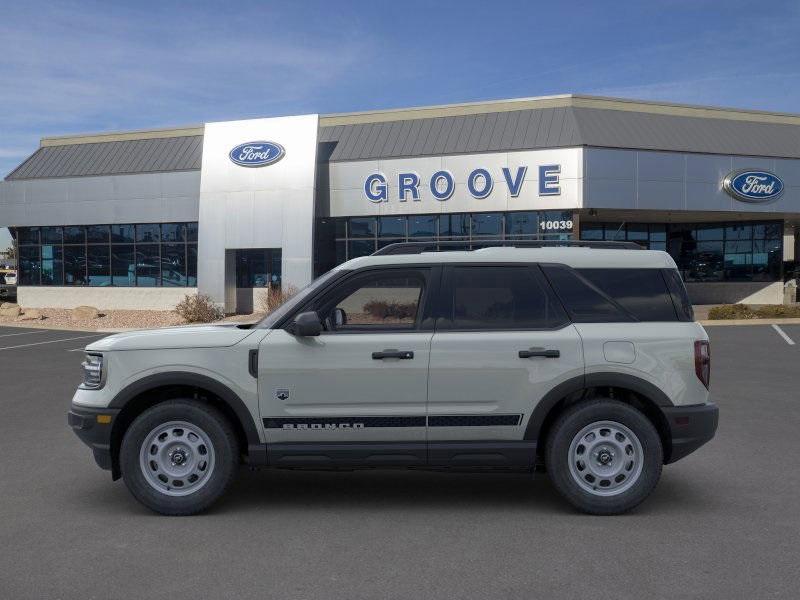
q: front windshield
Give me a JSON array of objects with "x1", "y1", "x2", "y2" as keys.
[{"x1": 258, "y1": 269, "x2": 341, "y2": 329}]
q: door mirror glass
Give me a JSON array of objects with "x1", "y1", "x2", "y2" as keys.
[
  {"x1": 333, "y1": 307, "x2": 347, "y2": 329},
  {"x1": 292, "y1": 311, "x2": 322, "y2": 337}
]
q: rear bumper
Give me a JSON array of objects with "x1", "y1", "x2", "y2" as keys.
[
  {"x1": 663, "y1": 402, "x2": 719, "y2": 464},
  {"x1": 68, "y1": 405, "x2": 120, "y2": 471}
]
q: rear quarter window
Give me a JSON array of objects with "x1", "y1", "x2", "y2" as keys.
[{"x1": 576, "y1": 268, "x2": 679, "y2": 322}]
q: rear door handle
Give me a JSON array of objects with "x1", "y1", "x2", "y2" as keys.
[
  {"x1": 519, "y1": 347, "x2": 560, "y2": 359},
  {"x1": 372, "y1": 349, "x2": 414, "y2": 360}
]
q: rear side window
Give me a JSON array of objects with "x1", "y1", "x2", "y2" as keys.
[
  {"x1": 443, "y1": 266, "x2": 567, "y2": 330},
  {"x1": 577, "y1": 269, "x2": 679, "y2": 322},
  {"x1": 541, "y1": 265, "x2": 632, "y2": 323}
]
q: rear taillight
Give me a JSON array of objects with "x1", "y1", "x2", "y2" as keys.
[{"x1": 694, "y1": 340, "x2": 710, "y2": 389}]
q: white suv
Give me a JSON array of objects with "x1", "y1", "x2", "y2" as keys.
[{"x1": 68, "y1": 241, "x2": 718, "y2": 515}]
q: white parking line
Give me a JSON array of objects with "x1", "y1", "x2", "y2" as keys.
[
  {"x1": 0, "y1": 330, "x2": 48, "y2": 339},
  {"x1": 771, "y1": 324, "x2": 795, "y2": 346},
  {"x1": 0, "y1": 334, "x2": 103, "y2": 351}
]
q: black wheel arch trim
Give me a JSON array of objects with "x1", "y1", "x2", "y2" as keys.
[
  {"x1": 524, "y1": 372, "x2": 674, "y2": 441},
  {"x1": 108, "y1": 372, "x2": 261, "y2": 446}
]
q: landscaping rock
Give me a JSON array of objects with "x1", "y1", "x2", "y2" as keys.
[
  {"x1": 17, "y1": 309, "x2": 43, "y2": 321},
  {"x1": 73, "y1": 305, "x2": 100, "y2": 320},
  {"x1": 0, "y1": 305, "x2": 21, "y2": 317}
]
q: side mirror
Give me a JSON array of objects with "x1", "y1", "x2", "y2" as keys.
[
  {"x1": 292, "y1": 311, "x2": 322, "y2": 337},
  {"x1": 333, "y1": 307, "x2": 347, "y2": 329}
]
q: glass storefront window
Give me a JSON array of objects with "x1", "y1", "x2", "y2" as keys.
[
  {"x1": 234, "y1": 249, "x2": 281, "y2": 288},
  {"x1": 41, "y1": 245, "x2": 63, "y2": 286},
  {"x1": 64, "y1": 246, "x2": 87, "y2": 286},
  {"x1": 111, "y1": 245, "x2": 136, "y2": 286},
  {"x1": 580, "y1": 220, "x2": 783, "y2": 282},
  {"x1": 725, "y1": 224, "x2": 752, "y2": 240},
  {"x1": 580, "y1": 224, "x2": 603, "y2": 240},
  {"x1": 87, "y1": 245, "x2": 111, "y2": 286},
  {"x1": 41, "y1": 227, "x2": 63, "y2": 245},
  {"x1": 111, "y1": 224, "x2": 135, "y2": 243},
  {"x1": 86, "y1": 225, "x2": 110, "y2": 244},
  {"x1": 349, "y1": 217, "x2": 376, "y2": 238},
  {"x1": 19, "y1": 246, "x2": 40, "y2": 285},
  {"x1": 603, "y1": 223, "x2": 625, "y2": 241},
  {"x1": 18, "y1": 227, "x2": 40, "y2": 245},
  {"x1": 64, "y1": 226, "x2": 85, "y2": 244},
  {"x1": 378, "y1": 216, "x2": 405, "y2": 237},
  {"x1": 187, "y1": 246, "x2": 198, "y2": 286},
  {"x1": 161, "y1": 223, "x2": 185, "y2": 243},
  {"x1": 15, "y1": 222, "x2": 198, "y2": 288},
  {"x1": 162, "y1": 244, "x2": 187, "y2": 286},
  {"x1": 325, "y1": 210, "x2": 576, "y2": 265},
  {"x1": 471, "y1": 213, "x2": 503, "y2": 236},
  {"x1": 136, "y1": 245, "x2": 160, "y2": 286},
  {"x1": 136, "y1": 224, "x2": 160, "y2": 243},
  {"x1": 409, "y1": 215, "x2": 437, "y2": 238},
  {"x1": 440, "y1": 214, "x2": 469, "y2": 237},
  {"x1": 626, "y1": 224, "x2": 648, "y2": 241},
  {"x1": 348, "y1": 239, "x2": 375, "y2": 259},
  {"x1": 506, "y1": 212, "x2": 538, "y2": 236}
]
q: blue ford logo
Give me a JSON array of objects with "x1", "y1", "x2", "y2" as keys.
[
  {"x1": 229, "y1": 141, "x2": 285, "y2": 167},
  {"x1": 723, "y1": 169, "x2": 784, "y2": 203}
]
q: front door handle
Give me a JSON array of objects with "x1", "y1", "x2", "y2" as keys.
[
  {"x1": 372, "y1": 349, "x2": 414, "y2": 360},
  {"x1": 519, "y1": 347, "x2": 560, "y2": 359}
]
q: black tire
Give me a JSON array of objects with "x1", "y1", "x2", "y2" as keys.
[
  {"x1": 120, "y1": 400, "x2": 239, "y2": 515},
  {"x1": 545, "y1": 399, "x2": 663, "y2": 515}
]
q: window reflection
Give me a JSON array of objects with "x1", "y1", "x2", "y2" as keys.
[
  {"x1": 580, "y1": 220, "x2": 783, "y2": 282},
  {"x1": 14, "y1": 223, "x2": 198, "y2": 287}
]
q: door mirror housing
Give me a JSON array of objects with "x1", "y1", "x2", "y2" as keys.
[
  {"x1": 292, "y1": 311, "x2": 322, "y2": 337},
  {"x1": 333, "y1": 307, "x2": 347, "y2": 329}
]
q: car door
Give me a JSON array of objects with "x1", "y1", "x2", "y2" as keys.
[
  {"x1": 258, "y1": 266, "x2": 438, "y2": 467},
  {"x1": 426, "y1": 264, "x2": 584, "y2": 467}
]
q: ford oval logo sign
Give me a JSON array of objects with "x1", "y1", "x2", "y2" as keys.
[
  {"x1": 723, "y1": 169, "x2": 784, "y2": 203},
  {"x1": 229, "y1": 141, "x2": 285, "y2": 167}
]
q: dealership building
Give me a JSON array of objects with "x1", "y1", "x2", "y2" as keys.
[{"x1": 1, "y1": 93, "x2": 799, "y2": 312}]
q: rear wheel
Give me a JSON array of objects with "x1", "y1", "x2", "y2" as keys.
[
  {"x1": 120, "y1": 400, "x2": 238, "y2": 515},
  {"x1": 545, "y1": 399, "x2": 663, "y2": 515}
]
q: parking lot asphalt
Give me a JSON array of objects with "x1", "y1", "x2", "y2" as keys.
[{"x1": 0, "y1": 324, "x2": 798, "y2": 600}]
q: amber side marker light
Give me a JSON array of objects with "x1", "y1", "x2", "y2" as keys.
[{"x1": 96, "y1": 415, "x2": 112, "y2": 424}]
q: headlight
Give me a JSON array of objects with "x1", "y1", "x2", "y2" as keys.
[{"x1": 81, "y1": 353, "x2": 104, "y2": 389}]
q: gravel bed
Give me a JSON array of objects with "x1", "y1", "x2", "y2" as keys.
[
  {"x1": 0, "y1": 308, "x2": 187, "y2": 330},
  {"x1": 0, "y1": 304, "x2": 266, "y2": 331}
]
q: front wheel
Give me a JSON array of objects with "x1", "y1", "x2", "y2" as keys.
[
  {"x1": 545, "y1": 399, "x2": 663, "y2": 515},
  {"x1": 120, "y1": 400, "x2": 239, "y2": 515}
]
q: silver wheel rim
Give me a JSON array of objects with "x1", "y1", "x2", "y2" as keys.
[
  {"x1": 567, "y1": 420, "x2": 644, "y2": 497},
  {"x1": 139, "y1": 420, "x2": 216, "y2": 497}
]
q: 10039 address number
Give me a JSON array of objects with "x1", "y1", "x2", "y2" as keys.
[{"x1": 539, "y1": 220, "x2": 573, "y2": 231}]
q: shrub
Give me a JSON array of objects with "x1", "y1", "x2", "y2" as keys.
[
  {"x1": 175, "y1": 294, "x2": 223, "y2": 323},
  {"x1": 754, "y1": 304, "x2": 800, "y2": 318},
  {"x1": 707, "y1": 304, "x2": 758, "y2": 320},
  {"x1": 257, "y1": 284, "x2": 298, "y2": 314}
]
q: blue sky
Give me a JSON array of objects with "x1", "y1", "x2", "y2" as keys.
[{"x1": 1, "y1": 0, "x2": 799, "y2": 249}]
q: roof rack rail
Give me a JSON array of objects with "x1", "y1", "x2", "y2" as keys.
[{"x1": 372, "y1": 239, "x2": 644, "y2": 256}]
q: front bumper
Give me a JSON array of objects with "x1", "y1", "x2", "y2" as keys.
[
  {"x1": 662, "y1": 402, "x2": 719, "y2": 464},
  {"x1": 68, "y1": 405, "x2": 120, "y2": 471}
]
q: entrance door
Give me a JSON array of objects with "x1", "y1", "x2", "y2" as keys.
[
  {"x1": 234, "y1": 248, "x2": 281, "y2": 313},
  {"x1": 257, "y1": 266, "x2": 437, "y2": 467},
  {"x1": 427, "y1": 265, "x2": 584, "y2": 467}
]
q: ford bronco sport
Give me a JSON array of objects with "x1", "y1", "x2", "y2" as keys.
[{"x1": 68, "y1": 241, "x2": 718, "y2": 515}]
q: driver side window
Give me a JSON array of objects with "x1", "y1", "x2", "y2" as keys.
[{"x1": 321, "y1": 271, "x2": 425, "y2": 332}]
